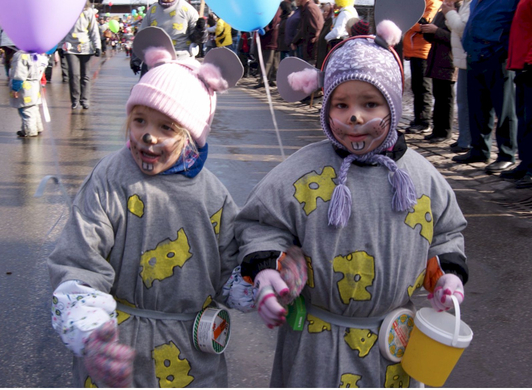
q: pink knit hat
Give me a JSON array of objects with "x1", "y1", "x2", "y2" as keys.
[
  {"x1": 127, "y1": 27, "x2": 243, "y2": 147},
  {"x1": 126, "y1": 50, "x2": 226, "y2": 148}
]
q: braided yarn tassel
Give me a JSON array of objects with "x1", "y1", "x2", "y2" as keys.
[
  {"x1": 389, "y1": 167, "x2": 417, "y2": 211},
  {"x1": 328, "y1": 155, "x2": 356, "y2": 228}
]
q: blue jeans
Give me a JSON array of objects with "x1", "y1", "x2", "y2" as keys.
[
  {"x1": 467, "y1": 57, "x2": 517, "y2": 161},
  {"x1": 456, "y1": 68, "x2": 471, "y2": 148}
]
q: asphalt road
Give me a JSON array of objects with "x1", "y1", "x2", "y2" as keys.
[{"x1": 0, "y1": 51, "x2": 531, "y2": 388}]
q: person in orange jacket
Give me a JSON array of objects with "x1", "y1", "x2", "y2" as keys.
[{"x1": 403, "y1": 0, "x2": 442, "y2": 134}]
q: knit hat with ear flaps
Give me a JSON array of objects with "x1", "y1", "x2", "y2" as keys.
[
  {"x1": 126, "y1": 48, "x2": 229, "y2": 148},
  {"x1": 319, "y1": 20, "x2": 417, "y2": 228}
]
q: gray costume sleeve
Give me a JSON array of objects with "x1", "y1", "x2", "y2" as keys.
[{"x1": 47, "y1": 170, "x2": 116, "y2": 293}]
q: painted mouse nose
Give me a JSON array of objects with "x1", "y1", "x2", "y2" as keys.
[{"x1": 142, "y1": 133, "x2": 156, "y2": 144}]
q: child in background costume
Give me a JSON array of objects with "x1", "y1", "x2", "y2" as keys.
[
  {"x1": 325, "y1": 0, "x2": 359, "y2": 46},
  {"x1": 235, "y1": 20, "x2": 468, "y2": 387},
  {"x1": 9, "y1": 50, "x2": 48, "y2": 137},
  {"x1": 48, "y1": 27, "x2": 243, "y2": 388},
  {"x1": 131, "y1": 0, "x2": 199, "y2": 75}
]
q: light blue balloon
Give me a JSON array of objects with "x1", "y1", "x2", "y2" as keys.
[
  {"x1": 45, "y1": 45, "x2": 58, "y2": 55},
  {"x1": 206, "y1": 0, "x2": 279, "y2": 32}
]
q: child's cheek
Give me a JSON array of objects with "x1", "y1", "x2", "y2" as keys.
[{"x1": 165, "y1": 139, "x2": 181, "y2": 155}]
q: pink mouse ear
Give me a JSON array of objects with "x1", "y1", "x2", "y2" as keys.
[
  {"x1": 376, "y1": 20, "x2": 402, "y2": 47},
  {"x1": 143, "y1": 47, "x2": 173, "y2": 68},
  {"x1": 288, "y1": 68, "x2": 320, "y2": 95},
  {"x1": 132, "y1": 26, "x2": 177, "y2": 64},
  {"x1": 277, "y1": 57, "x2": 323, "y2": 102},
  {"x1": 196, "y1": 62, "x2": 229, "y2": 93}
]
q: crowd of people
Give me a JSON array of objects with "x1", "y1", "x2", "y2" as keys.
[
  {"x1": 233, "y1": 0, "x2": 531, "y2": 190},
  {"x1": 0, "y1": 0, "x2": 529, "y2": 386},
  {"x1": 402, "y1": 0, "x2": 530, "y2": 189}
]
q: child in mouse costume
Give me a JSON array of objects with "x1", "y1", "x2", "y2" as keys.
[
  {"x1": 48, "y1": 27, "x2": 243, "y2": 388},
  {"x1": 235, "y1": 20, "x2": 469, "y2": 387},
  {"x1": 9, "y1": 50, "x2": 48, "y2": 137}
]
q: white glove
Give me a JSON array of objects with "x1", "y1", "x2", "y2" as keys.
[
  {"x1": 428, "y1": 273, "x2": 464, "y2": 312},
  {"x1": 254, "y1": 269, "x2": 289, "y2": 329}
]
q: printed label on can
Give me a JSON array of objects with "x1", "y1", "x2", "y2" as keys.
[
  {"x1": 193, "y1": 308, "x2": 231, "y2": 354},
  {"x1": 387, "y1": 312, "x2": 414, "y2": 359},
  {"x1": 378, "y1": 308, "x2": 415, "y2": 362}
]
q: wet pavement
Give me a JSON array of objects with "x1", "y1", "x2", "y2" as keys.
[{"x1": 0, "y1": 50, "x2": 531, "y2": 388}]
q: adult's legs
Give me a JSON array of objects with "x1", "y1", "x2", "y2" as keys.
[
  {"x1": 44, "y1": 55, "x2": 54, "y2": 83},
  {"x1": 268, "y1": 51, "x2": 280, "y2": 85},
  {"x1": 65, "y1": 53, "x2": 81, "y2": 106},
  {"x1": 491, "y1": 59, "x2": 517, "y2": 162},
  {"x1": 61, "y1": 54, "x2": 69, "y2": 82},
  {"x1": 456, "y1": 68, "x2": 471, "y2": 148},
  {"x1": 466, "y1": 60, "x2": 497, "y2": 160},
  {"x1": 431, "y1": 78, "x2": 455, "y2": 138},
  {"x1": 410, "y1": 57, "x2": 433, "y2": 128},
  {"x1": 78, "y1": 54, "x2": 92, "y2": 107},
  {"x1": 258, "y1": 48, "x2": 274, "y2": 86}
]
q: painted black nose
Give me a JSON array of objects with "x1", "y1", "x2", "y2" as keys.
[
  {"x1": 350, "y1": 115, "x2": 357, "y2": 123},
  {"x1": 142, "y1": 133, "x2": 153, "y2": 144}
]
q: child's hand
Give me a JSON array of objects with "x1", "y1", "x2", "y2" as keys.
[
  {"x1": 254, "y1": 269, "x2": 289, "y2": 329},
  {"x1": 428, "y1": 274, "x2": 464, "y2": 312},
  {"x1": 83, "y1": 321, "x2": 136, "y2": 388},
  {"x1": 11, "y1": 91, "x2": 19, "y2": 99},
  {"x1": 279, "y1": 246, "x2": 308, "y2": 305}
]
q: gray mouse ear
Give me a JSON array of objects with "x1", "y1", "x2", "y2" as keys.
[
  {"x1": 374, "y1": 0, "x2": 425, "y2": 32},
  {"x1": 132, "y1": 26, "x2": 176, "y2": 63},
  {"x1": 276, "y1": 57, "x2": 323, "y2": 103},
  {"x1": 203, "y1": 47, "x2": 244, "y2": 88}
]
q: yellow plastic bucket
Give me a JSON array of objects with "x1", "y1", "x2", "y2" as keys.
[{"x1": 401, "y1": 296, "x2": 473, "y2": 387}]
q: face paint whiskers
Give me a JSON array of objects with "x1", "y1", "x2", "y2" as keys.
[{"x1": 379, "y1": 113, "x2": 391, "y2": 131}]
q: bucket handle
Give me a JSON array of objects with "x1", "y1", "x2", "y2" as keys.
[{"x1": 451, "y1": 295, "x2": 460, "y2": 347}]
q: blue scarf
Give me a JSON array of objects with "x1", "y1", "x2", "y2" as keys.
[{"x1": 161, "y1": 143, "x2": 208, "y2": 178}]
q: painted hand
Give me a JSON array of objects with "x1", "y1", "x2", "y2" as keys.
[
  {"x1": 428, "y1": 274, "x2": 464, "y2": 312},
  {"x1": 278, "y1": 246, "x2": 308, "y2": 305},
  {"x1": 254, "y1": 269, "x2": 289, "y2": 329},
  {"x1": 84, "y1": 321, "x2": 136, "y2": 388}
]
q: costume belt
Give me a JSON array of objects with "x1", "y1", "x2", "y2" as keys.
[
  {"x1": 305, "y1": 301, "x2": 388, "y2": 329},
  {"x1": 116, "y1": 302, "x2": 197, "y2": 321}
]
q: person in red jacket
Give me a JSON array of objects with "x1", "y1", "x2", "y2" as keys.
[{"x1": 502, "y1": 0, "x2": 532, "y2": 188}]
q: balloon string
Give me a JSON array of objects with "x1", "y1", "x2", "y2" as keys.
[
  {"x1": 255, "y1": 33, "x2": 285, "y2": 160},
  {"x1": 35, "y1": 86, "x2": 73, "y2": 208}
]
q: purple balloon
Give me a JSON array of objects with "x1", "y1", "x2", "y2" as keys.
[{"x1": 0, "y1": 0, "x2": 86, "y2": 53}]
